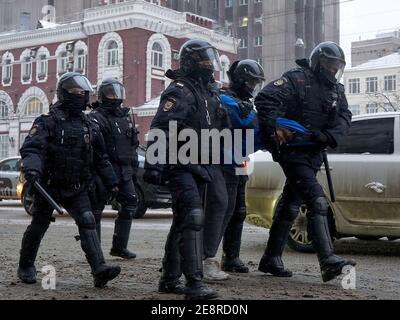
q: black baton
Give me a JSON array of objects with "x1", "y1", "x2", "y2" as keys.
[
  {"x1": 34, "y1": 181, "x2": 64, "y2": 214},
  {"x1": 322, "y1": 150, "x2": 336, "y2": 203}
]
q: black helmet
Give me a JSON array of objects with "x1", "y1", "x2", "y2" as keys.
[
  {"x1": 57, "y1": 72, "x2": 93, "y2": 103},
  {"x1": 98, "y1": 78, "x2": 126, "y2": 104},
  {"x1": 227, "y1": 59, "x2": 265, "y2": 97},
  {"x1": 179, "y1": 39, "x2": 222, "y2": 75},
  {"x1": 309, "y1": 41, "x2": 346, "y2": 84}
]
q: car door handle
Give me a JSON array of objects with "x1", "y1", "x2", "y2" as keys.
[{"x1": 365, "y1": 182, "x2": 386, "y2": 194}]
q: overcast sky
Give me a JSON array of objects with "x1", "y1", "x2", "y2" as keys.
[{"x1": 340, "y1": 0, "x2": 400, "y2": 64}]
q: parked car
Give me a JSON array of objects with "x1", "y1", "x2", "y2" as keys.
[
  {"x1": 246, "y1": 112, "x2": 400, "y2": 253},
  {"x1": 0, "y1": 157, "x2": 22, "y2": 201},
  {"x1": 19, "y1": 145, "x2": 172, "y2": 217}
]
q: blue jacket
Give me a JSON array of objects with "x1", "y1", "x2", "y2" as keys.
[{"x1": 219, "y1": 94, "x2": 264, "y2": 168}]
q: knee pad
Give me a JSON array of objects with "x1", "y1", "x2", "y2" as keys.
[
  {"x1": 76, "y1": 211, "x2": 96, "y2": 230},
  {"x1": 117, "y1": 192, "x2": 138, "y2": 207},
  {"x1": 31, "y1": 215, "x2": 52, "y2": 227},
  {"x1": 118, "y1": 206, "x2": 136, "y2": 219},
  {"x1": 311, "y1": 197, "x2": 328, "y2": 217},
  {"x1": 182, "y1": 208, "x2": 204, "y2": 232}
]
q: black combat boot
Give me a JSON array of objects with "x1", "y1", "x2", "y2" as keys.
[
  {"x1": 184, "y1": 279, "x2": 218, "y2": 300},
  {"x1": 258, "y1": 202, "x2": 294, "y2": 277},
  {"x1": 309, "y1": 214, "x2": 356, "y2": 282},
  {"x1": 221, "y1": 255, "x2": 249, "y2": 273},
  {"x1": 18, "y1": 222, "x2": 50, "y2": 284},
  {"x1": 110, "y1": 218, "x2": 137, "y2": 259},
  {"x1": 159, "y1": 226, "x2": 185, "y2": 295},
  {"x1": 79, "y1": 228, "x2": 121, "y2": 288},
  {"x1": 308, "y1": 198, "x2": 356, "y2": 283},
  {"x1": 181, "y1": 209, "x2": 218, "y2": 300},
  {"x1": 222, "y1": 206, "x2": 248, "y2": 273}
]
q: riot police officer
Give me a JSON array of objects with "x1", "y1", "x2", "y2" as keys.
[
  {"x1": 255, "y1": 42, "x2": 356, "y2": 282},
  {"x1": 218, "y1": 59, "x2": 265, "y2": 274},
  {"x1": 144, "y1": 39, "x2": 227, "y2": 300},
  {"x1": 18, "y1": 72, "x2": 121, "y2": 288},
  {"x1": 90, "y1": 79, "x2": 139, "y2": 259}
]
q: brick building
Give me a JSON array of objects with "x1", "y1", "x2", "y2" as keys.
[{"x1": 0, "y1": 0, "x2": 237, "y2": 158}]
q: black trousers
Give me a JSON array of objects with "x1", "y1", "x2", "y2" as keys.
[
  {"x1": 203, "y1": 165, "x2": 228, "y2": 259},
  {"x1": 221, "y1": 169, "x2": 248, "y2": 258},
  {"x1": 19, "y1": 187, "x2": 98, "y2": 268},
  {"x1": 162, "y1": 167, "x2": 207, "y2": 282}
]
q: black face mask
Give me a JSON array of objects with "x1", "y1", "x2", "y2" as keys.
[
  {"x1": 101, "y1": 99, "x2": 123, "y2": 110},
  {"x1": 63, "y1": 91, "x2": 89, "y2": 117},
  {"x1": 197, "y1": 68, "x2": 214, "y2": 83}
]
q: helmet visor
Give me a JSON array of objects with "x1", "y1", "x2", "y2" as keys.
[
  {"x1": 195, "y1": 47, "x2": 222, "y2": 72},
  {"x1": 101, "y1": 83, "x2": 126, "y2": 100},
  {"x1": 320, "y1": 56, "x2": 346, "y2": 83},
  {"x1": 62, "y1": 75, "x2": 94, "y2": 94},
  {"x1": 246, "y1": 78, "x2": 265, "y2": 97}
]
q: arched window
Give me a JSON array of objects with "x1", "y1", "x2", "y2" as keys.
[
  {"x1": 1, "y1": 52, "x2": 14, "y2": 86},
  {"x1": 36, "y1": 47, "x2": 50, "y2": 82},
  {"x1": 25, "y1": 98, "x2": 43, "y2": 116},
  {"x1": 20, "y1": 49, "x2": 32, "y2": 84},
  {"x1": 106, "y1": 41, "x2": 119, "y2": 66},
  {"x1": 151, "y1": 42, "x2": 164, "y2": 69},
  {"x1": 0, "y1": 100, "x2": 8, "y2": 119}
]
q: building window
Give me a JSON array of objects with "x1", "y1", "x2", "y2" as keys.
[
  {"x1": 240, "y1": 0, "x2": 248, "y2": 5},
  {"x1": 0, "y1": 101, "x2": 8, "y2": 120},
  {"x1": 21, "y1": 57, "x2": 32, "y2": 83},
  {"x1": 2, "y1": 58, "x2": 12, "y2": 85},
  {"x1": 239, "y1": 38, "x2": 248, "y2": 49},
  {"x1": 349, "y1": 105, "x2": 360, "y2": 116},
  {"x1": 25, "y1": 98, "x2": 43, "y2": 116},
  {"x1": 366, "y1": 103, "x2": 378, "y2": 114},
  {"x1": 75, "y1": 49, "x2": 86, "y2": 72},
  {"x1": 58, "y1": 52, "x2": 68, "y2": 75},
  {"x1": 240, "y1": 17, "x2": 248, "y2": 27},
  {"x1": 19, "y1": 132, "x2": 29, "y2": 149},
  {"x1": 254, "y1": 36, "x2": 263, "y2": 47},
  {"x1": 151, "y1": 42, "x2": 164, "y2": 69},
  {"x1": 225, "y1": 0, "x2": 233, "y2": 7},
  {"x1": 384, "y1": 75, "x2": 396, "y2": 92},
  {"x1": 106, "y1": 41, "x2": 119, "y2": 67},
  {"x1": 0, "y1": 135, "x2": 9, "y2": 159},
  {"x1": 366, "y1": 77, "x2": 378, "y2": 93},
  {"x1": 348, "y1": 78, "x2": 360, "y2": 94},
  {"x1": 37, "y1": 54, "x2": 48, "y2": 80}
]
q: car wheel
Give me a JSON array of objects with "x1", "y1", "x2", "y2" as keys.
[
  {"x1": 22, "y1": 190, "x2": 34, "y2": 216},
  {"x1": 356, "y1": 236, "x2": 382, "y2": 241},
  {"x1": 286, "y1": 203, "x2": 315, "y2": 253},
  {"x1": 133, "y1": 187, "x2": 147, "y2": 219}
]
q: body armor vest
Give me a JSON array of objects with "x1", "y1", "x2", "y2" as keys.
[
  {"x1": 94, "y1": 108, "x2": 137, "y2": 168},
  {"x1": 46, "y1": 108, "x2": 93, "y2": 186},
  {"x1": 287, "y1": 68, "x2": 341, "y2": 132}
]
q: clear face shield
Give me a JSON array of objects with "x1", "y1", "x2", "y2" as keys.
[
  {"x1": 62, "y1": 75, "x2": 94, "y2": 96},
  {"x1": 245, "y1": 78, "x2": 265, "y2": 97},
  {"x1": 101, "y1": 83, "x2": 126, "y2": 101},
  {"x1": 195, "y1": 47, "x2": 222, "y2": 72},
  {"x1": 320, "y1": 56, "x2": 346, "y2": 83}
]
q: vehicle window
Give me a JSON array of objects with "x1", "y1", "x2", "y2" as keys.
[
  {"x1": 0, "y1": 159, "x2": 19, "y2": 171},
  {"x1": 329, "y1": 118, "x2": 394, "y2": 155}
]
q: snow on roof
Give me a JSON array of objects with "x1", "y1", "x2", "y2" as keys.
[
  {"x1": 349, "y1": 52, "x2": 400, "y2": 71},
  {"x1": 37, "y1": 20, "x2": 60, "y2": 29}
]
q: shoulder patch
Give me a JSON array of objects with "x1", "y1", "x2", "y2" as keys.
[
  {"x1": 163, "y1": 97, "x2": 177, "y2": 112},
  {"x1": 274, "y1": 77, "x2": 288, "y2": 87},
  {"x1": 29, "y1": 125, "x2": 39, "y2": 137}
]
